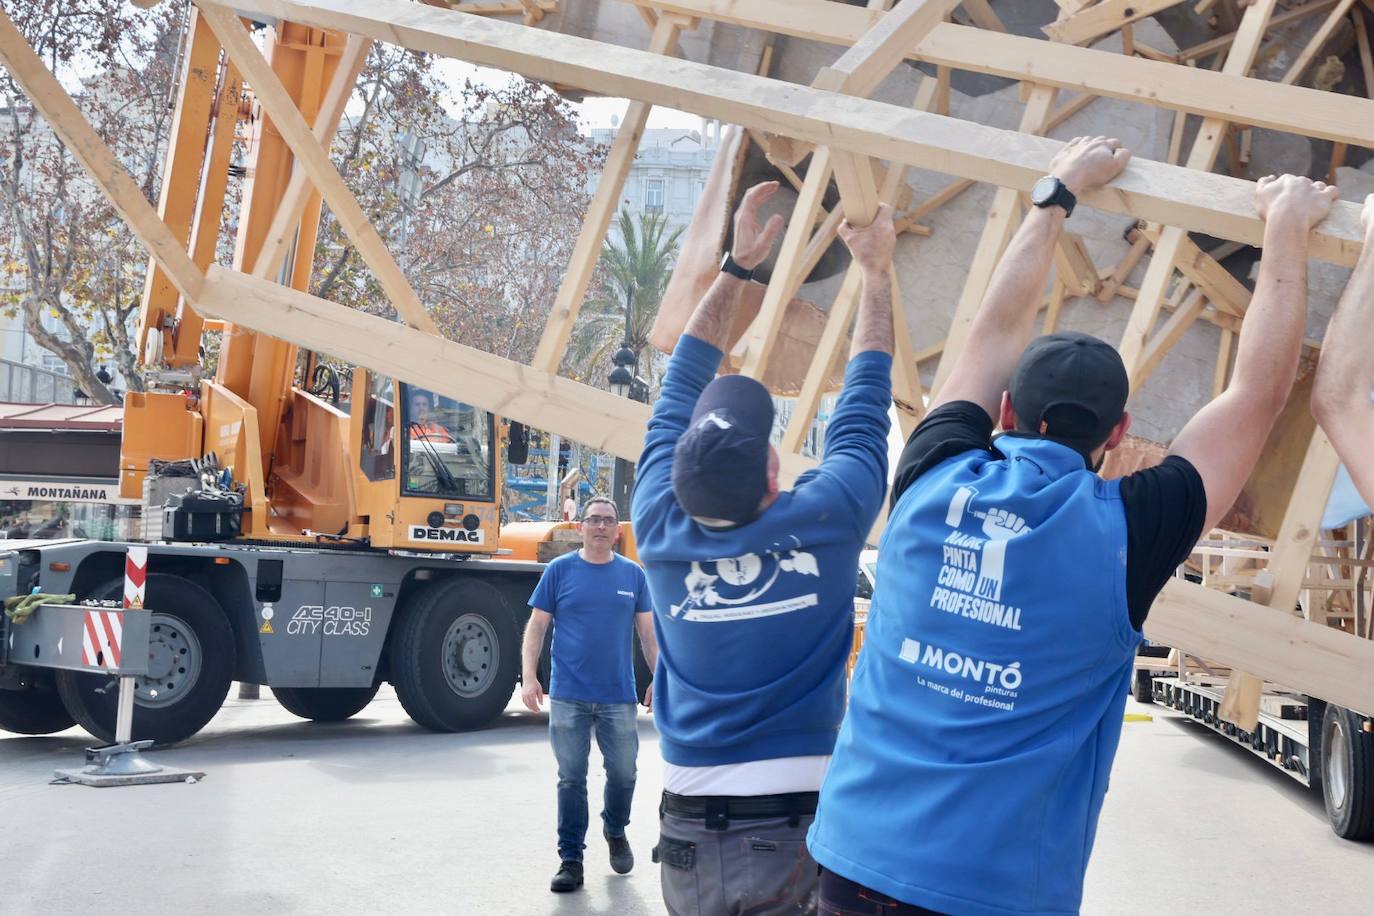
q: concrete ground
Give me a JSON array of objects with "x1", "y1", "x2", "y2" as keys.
[{"x1": 2, "y1": 689, "x2": 1369, "y2": 915}]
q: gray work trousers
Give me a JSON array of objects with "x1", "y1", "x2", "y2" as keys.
[{"x1": 655, "y1": 810, "x2": 819, "y2": 916}]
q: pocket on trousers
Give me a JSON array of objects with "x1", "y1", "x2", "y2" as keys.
[
  {"x1": 654, "y1": 835, "x2": 700, "y2": 916},
  {"x1": 740, "y1": 836, "x2": 815, "y2": 915}
]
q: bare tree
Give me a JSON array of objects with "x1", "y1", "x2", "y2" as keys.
[{"x1": 0, "y1": 0, "x2": 184, "y2": 402}]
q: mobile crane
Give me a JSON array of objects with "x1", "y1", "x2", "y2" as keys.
[{"x1": 0, "y1": 14, "x2": 583, "y2": 746}]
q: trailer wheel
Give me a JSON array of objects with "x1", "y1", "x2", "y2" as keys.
[
  {"x1": 1131, "y1": 669, "x2": 1155, "y2": 704},
  {"x1": 0, "y1": 685, "x2": 75, "y2": 735},
  {"x1": 273, "y1": 685, "x2": 380, "y2": 722},
  {"x1": 389, "y1": 578, "x2": 518, "y2": 732},
  {"x1": 1320, "y1": 704, "x2": 1374, "y2": 840},
  {"x1": 55, "y1": 574, "x2": 235, "y2": 747}
]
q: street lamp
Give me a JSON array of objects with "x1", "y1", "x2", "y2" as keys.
[
  {"x1": 609, "y1": 344, "x2": 636, "y2": 399},
  {"x1": 608, "y1": 342, "x2": 639, "y2": 518}
]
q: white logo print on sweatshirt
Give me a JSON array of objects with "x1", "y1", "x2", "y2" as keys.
[
  {"x1": 930, "y1": 485, "x2": 1031, "y2": 629},
  {"x1": 670, "y1": 535, "x2": 820, "y2": 622}
]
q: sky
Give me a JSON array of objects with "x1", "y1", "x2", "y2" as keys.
[{"x1": 432, "y1": 58, "x2": 703, "y2": 132}]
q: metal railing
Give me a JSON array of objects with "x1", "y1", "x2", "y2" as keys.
[{"x1": 0, "y1": 357, "x2": 79, "y2": 404}]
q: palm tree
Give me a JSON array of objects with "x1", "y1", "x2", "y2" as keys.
[{"x1": 568, "y1": 207, "x2": 684, "y2": 391}]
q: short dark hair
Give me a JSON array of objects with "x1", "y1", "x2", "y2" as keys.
[{"x1": 582, "y1": 496, "x2": 617, "y2": 519}]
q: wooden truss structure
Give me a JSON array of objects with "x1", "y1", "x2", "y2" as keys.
[{"x1": 1, "y1": 0, "x2": 1372, "y2": 724}]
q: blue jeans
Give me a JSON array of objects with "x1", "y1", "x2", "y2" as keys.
[{"x1": 549, "y1": 698, "x2": 639, "y2": 862}]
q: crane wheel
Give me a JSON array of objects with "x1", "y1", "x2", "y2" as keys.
[
  {"x1": 0, "y1": 683, "x2": 75, "y2": 735},
  {"x1": 273, "y1": 684, "x2": 381, "y2": 722},
  {"x1": 1321, "y1": 703, "x2": 1374, "y2": 840},
  {"x1": 389, "y1": 578, "x2": 518, "y2": 732},
  {"x1": 55, "y1": 574, "x2": 235, "y2": 748},
  {"x1": 1131, "y1": 669, "x2": 1155, "y2": 704}
]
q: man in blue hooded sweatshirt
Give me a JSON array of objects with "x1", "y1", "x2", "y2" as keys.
[
  {"x1": 807, "y1": 138, "x2": 1339, "y2": 915},
  {"x1": 632, "y1": 180, "x2": 897, "y2": 915}
]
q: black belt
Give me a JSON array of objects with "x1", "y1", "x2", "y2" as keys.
[{"x1": 660, "y1": 790, "x2": 819, "y2": 830}]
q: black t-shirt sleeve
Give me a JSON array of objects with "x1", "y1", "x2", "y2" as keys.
[
  {"x1": 1118, "y1": 455, "x2": 1207, "y2": 630},
  {"x1": 891, "y1": 400, "x2": 995, "y2": 506}
]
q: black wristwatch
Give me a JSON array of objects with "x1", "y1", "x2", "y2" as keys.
[
  {"x1": 1030, "y1": 175, "x2": 1076, "y2": 217},
  {"x1": 720, "y1": 251, "x2": 755, "y2": 282}
]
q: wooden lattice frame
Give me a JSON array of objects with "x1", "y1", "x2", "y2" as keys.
[{"x1": 1, "y1": 0, "x2": 1372, "y2": 723}]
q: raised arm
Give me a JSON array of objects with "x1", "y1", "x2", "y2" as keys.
[
  {"x1": 803, "y1": 205, "x2": 897, "y2": 530},
  {"x1": 844, "y1": 203, "x2": 898, "y2": 359},
  {"x1": 1170, "y1": 175, "x2": 1337, "y2": 532},
  {"x1": 931, "y1": 137, "x2": 1131, "y2": 417},
  {"x1": 1312, "y1": 194, "x2": 1374, "y2": 506},
  {"x1": 633, "y1": 183, "x2": 784, "y2": 513}
]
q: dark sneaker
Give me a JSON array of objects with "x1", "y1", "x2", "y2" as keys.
[
  {"x1": 550, "y1": 860, "x2": 583, "y2": 893},
  {"x1": 605, "y1": 827, "x2": 634, "y2": 875}
]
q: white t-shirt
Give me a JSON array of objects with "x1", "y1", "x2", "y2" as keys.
[{"x1": 663, "y1": 755, "x2": 830, "y2": 796}]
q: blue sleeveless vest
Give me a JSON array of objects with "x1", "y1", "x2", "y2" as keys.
[{"x1": 809, "y1": 436, "x2": 1139, "y2": 916}]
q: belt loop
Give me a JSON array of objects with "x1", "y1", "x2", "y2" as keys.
[
  {"x1": 786, "y1": 794, "x2": 800, "y2": 829},
  {"x1": 659, "y1": 792, "x2": 666, "y2": 820},
  {"x1": 705, "y1": 797, "x2": 729, "y2": 831}
]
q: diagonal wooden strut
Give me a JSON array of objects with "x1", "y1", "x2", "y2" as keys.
[{"x1": 199, "y1": 5, "x2": 440, "y2": 334}]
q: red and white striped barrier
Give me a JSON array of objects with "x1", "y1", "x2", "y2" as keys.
[
  {"x1": 124, "y1": 545, "x2": 147, "y2": 610},
  {"x1": 81, "y1": 608, "x2": 124, "y2": 670}
]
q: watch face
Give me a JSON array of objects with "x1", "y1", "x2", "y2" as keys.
[{"x1": 1031, "y1": 176, "x2": 1060, "y2": 206}]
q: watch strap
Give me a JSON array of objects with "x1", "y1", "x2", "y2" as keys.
[
  {"x1": 720, "y1": 252, "x2": 755, "y2": 281},
  {"x1": 1034, "y1": 177, "x2": 1077, "y2": 218}
]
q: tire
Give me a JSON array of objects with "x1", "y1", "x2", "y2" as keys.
[
  {"x1": 56, "y1": 574, "x2": 235, "y2": 747},
  {"x1": 0, "y1": 685, "x2": 76, "y2": 735},
  {"x1": 1321, "y1": 704, "x2": 1374, "y2": 840},
  {"x1": 389, "y1": 578, "x2": 519, "y2": 732},
  {"x1": 1131, "y1": 669, "x2": 1155, "y2": 705},
  {"x1": 273, "y1": 684, "x2": 380, "y2": 722}
]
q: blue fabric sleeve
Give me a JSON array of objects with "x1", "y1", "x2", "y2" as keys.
[
  {"x1": 529, "y1": 560, "x2": 558, "y2": 614},
  {"x1": 805, "y1": 351, "x2": 893, "y2": 536},
  {"x1": 632, "y1": 334, "x2": 723, "y2": 519},
  {"x1": 634, "y1": 563, "x2": 652, "y2": 614}
]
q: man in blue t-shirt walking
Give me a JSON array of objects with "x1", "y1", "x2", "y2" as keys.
[
  {"x1": 808, "y1": 138, "x2": 1338, "y2": 915},
  {"x1": 632, "y1": 181, "x2": 897, "y2": 915},
  {"x1": 521, "y1": 496, "x2": 656, "y2": 893}
]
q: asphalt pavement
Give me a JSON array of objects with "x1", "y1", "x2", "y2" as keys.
[{"x1": 1, "y1": 688, "x2": 1368, "y2": 915}]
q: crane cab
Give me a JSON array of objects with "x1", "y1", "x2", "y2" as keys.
[{"x1": 349, "y1": 369, "x2": 506, "y2": 553}]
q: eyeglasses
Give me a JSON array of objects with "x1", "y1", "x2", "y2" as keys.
[{"x1": 582, "y1": 516, "x2": 618, "y2": 527}]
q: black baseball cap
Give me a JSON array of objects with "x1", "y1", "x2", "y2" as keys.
[
  {"x1": 1008, "y1": 332, "x2": 1129, "y2": 460},
  {"x1": 671, "y1": 374, "x2": 775, "y2": 526}
]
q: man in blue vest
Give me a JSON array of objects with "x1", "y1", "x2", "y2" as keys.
[
  {"x1": 632, "y1": 180, "x2": 897, "y2": 915},
  {"x1": 808, "y1": 136, "x2": 1338, "y2": 916}
]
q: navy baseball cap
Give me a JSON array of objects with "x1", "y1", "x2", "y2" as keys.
[
  {"x1": 672, "y1": 374, "x2": 775, "y2": 526},
  {"x1": 1008, "y1": 332, "x2": 1129, "y2": 460}
]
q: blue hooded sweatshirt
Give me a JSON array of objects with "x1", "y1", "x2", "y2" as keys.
[
  {"x1": 631, "y1": 334, "x2": 891, "y2": 766},
  {"x1": 809, "y1": 435, "x2": 1139, "y2": 916}
]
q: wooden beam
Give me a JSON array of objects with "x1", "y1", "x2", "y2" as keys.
[
  {"x1": 1043, "y1": 0, "x2": 1186, "y2": 46},
  {"x1": 251, "y1": 34, "x2": 372, "y2": 281},
  {"x1": 932, "y1": 85, "x2": 1057, "y2": 397},
  {"x1": 216, "y1": 0, "x2": 1370, "y2": 267},
  {"x1": 1354, "y1": 7, "x2": 1374, "y2": 95},
  {"x1": 1280, "y1": 0, "x2": 1357, "y2": 86},
  {"x1": 1180, "y1": 0, "x2": 1339, "y2": 60},
  {"x1": 1134, "y1": 287, "x2": 1207, "y2": 384},
  {"x1": 1148, "y1": 577, "x2": 1374, "y2": 717},
  {"x1": 531, "y1": 14, "x2": 684, "y2": 373},
  {"x1": 628, "y1": 0, "x2": 1374, "y2": 150},
  {"x1": 813, "y1": 0, "x2": 961, "y2": 98},
  {"x1": 959, "y1": 0, "x2": 1005, "y2": 32},
  {"x1": 0, "y1": 7, "x2": 204, "y2": 302},
  {"x1": 198, "y1": 265, "x2": 819, "y2": 485},
  {"x1": 200, "y1": 6, "x2": 440, "y2": 334},
  {"x1": 1119, "y1": 0, "x2": 1277, "y2": 380},
  {"x1": 1219, "y1": 431, "x2": 1342, "y2": 728}
]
